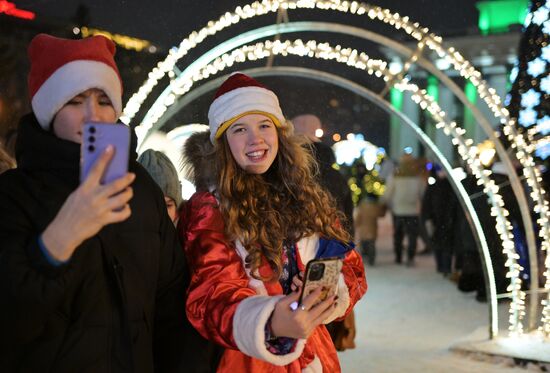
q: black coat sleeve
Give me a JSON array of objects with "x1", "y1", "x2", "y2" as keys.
[
  {"x1": 0, "y1": 175, "x2": 72, "y2": 352},
  {"x1": 152, "y1": 188, "x2": 191, "y2": 372}
]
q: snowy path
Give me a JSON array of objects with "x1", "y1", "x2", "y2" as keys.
[{"x1": 339, "y1": 216, "x2": 530, "y2": 372}]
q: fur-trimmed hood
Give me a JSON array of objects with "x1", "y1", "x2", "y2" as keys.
[{"x1": 182, "y1": 130, "x2": 217, "y2": 192}]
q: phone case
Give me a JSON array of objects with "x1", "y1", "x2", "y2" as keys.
[
  {"x1": 80, "y1": 123, "x2": 130, "y2": 184},
  {"x1": 299, "y1": 257, "x2": 343, "y2": 306}
]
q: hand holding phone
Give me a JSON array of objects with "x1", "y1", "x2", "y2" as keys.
[
  {"x1": 270, "y1": 259, "x2": 341, "y2": 339},
  {"x1": 43, "y1": 131, "x2": 135, "y2": 262},
  {"x1": 298, "y1": 257, "x2": 343, "y2": 307},
  {"x1": 81, "y1": 123, "x2": 130, "y2": 184}
]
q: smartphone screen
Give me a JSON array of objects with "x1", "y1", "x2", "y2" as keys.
[
  {"x1": 80, "y1": 123, "x2": 130, "y2": 184},
  {"x1": 299, "y1": 257, "x2": 343, "y2": 306}
]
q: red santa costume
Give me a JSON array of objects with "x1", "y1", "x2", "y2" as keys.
[{"x1": 178, "y1": 73, "x2": 367, "y2": 372}]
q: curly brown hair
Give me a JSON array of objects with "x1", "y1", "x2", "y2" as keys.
[{"x1": 215, "y1": 121, "x2": 350, "y2": 281}]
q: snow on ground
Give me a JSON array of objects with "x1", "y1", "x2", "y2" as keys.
[{"x1": 339, "y1": 215, "x2": 533, "y2": 372}]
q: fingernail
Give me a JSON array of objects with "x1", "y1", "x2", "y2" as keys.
[{"x1": 105, "y1": 145, "x2": 114, "y2": 153}]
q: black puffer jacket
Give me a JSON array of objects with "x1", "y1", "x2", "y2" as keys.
[{"x1": 0, "y1": 114, "x2": 190, "y2": 372}]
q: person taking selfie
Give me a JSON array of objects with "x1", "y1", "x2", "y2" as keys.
[
  {"x1": 178, "y1": 73, "x2": 367, "y2": 372},
  {"x1": 0, "y1": 34, "x2": 194, "y2": 372}
]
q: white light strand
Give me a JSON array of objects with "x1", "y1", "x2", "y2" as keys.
[
  {"x1": 405, "y1": 8, "x2": 550, "y2": 337},
  {"x1": 526, "y1": 124, "x2": 550, "y2": 336},
  {"x1": 150, "y1": 37, "x2": 526, "y2": 333},
  {"x1": 395, "y1": 81, "x2": 527, "y2": 334},
  {"x1": 135, "y1": 39, "x2": 391, "y2": 144},
  {"x1": 126, "y1": 0, "x2": 550, "y2": 336},
  {"x1": 123, "y1": 0, "x2": 430, "y2": 125}
]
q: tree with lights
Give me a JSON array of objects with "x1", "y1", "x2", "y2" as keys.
[{"x1": 507, "y1": 0, "x2": 550, "y2": 173}]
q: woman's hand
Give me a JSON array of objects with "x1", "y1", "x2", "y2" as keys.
[
  {"x1": 41, "y1": 146, "x2": 135, "y2": 262},
  {"x1": 269, "y1": 285, "x2": 338, "y2": 340},
  {"x1": 290, "y1": 271, "x2": 303, "y2": 293}
]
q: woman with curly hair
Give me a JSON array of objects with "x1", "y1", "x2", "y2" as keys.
[{"x1": 178, "y1": 73, "x2": 367, "y2": 372}]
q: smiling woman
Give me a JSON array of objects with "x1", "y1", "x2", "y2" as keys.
[
  {"x1": 225, "y1": 113, "x2": 279, "y2": 174},
  {"x1": 177, "y1": 72, "x2": 367, "y2": 372}
]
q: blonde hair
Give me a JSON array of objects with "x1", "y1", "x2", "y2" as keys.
[{"x1": 215, "y1": 121, "x2": 350, "y2": 281}]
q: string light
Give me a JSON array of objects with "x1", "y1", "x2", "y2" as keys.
[
  {"x1": 147, "y1": 38, "x2": 524, "y2": 333},
  {"x1": 395, "y1": 81, "x2": 527, "y2": 334},
  {"x1": 124, "y1": 0, "x2": 550, "y2": 337},
  {"x1": 134, "y1": 39, "x2": 390, "y2": 145}
]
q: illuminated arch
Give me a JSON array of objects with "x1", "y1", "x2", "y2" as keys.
[
  {"x1": 141, "y1": 38, "x2": 527, "y2": 335},
  {"x1": 133, "y1": 23, "x2": 540, "y2": 335},
  {"x1": 137, "y1": 25, "x2": 540, "y2": 333},
  {"x1": 147, "y1": 40, "x2": 523, "y2": 337},
  {"x1": 126, "y1": 2, "x2": 550, "y2": 337},
  {"x1": 167, "y1": 65, "x2": 501, "y2": 338}
]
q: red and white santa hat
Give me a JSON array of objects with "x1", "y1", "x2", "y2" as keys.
[
  {"x1": 28, "y1": 34, "x2": 123, "y2": 130},
  {"x1": 207, "y1": 72, "x2": 285, "y2": 143}
]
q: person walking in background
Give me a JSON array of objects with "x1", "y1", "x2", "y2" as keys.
[
  {"x1": 178, "y1": 73, "x2": 366, "y2": 372},
  {"x1": 0, "y1": 34, "x2": 194, "y2": 372},
  {"x1": 382, "y1": 154, "x2": 425, "y2": 266},
  {"x1": 290, "y1": 113, "x2": 322, "y2": 142},
  {"x1": 421, "y1": 165, "x2": 457, "y2": 276},
  {"x1": 354, "y1": 194, "x2": 386, "y2": 266},
  {"x1": 138, "y1": 149, "x2": 183, "y2": 225}
]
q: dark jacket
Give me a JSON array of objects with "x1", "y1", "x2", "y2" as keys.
[
  {"x1": 0, "y1": 114, "x2": 190, "y2": 373},
  {"x1": 310, "y1": 142, "x2": 354, "y2": 236},
  {"x1": 421, "y1": 176, "x2": 457, "y2": 244}
]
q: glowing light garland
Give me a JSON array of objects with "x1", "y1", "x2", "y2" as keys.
[
  {"x1": 518, "y1": 5, "x2": 550, "y2": 335},
  {"x1": 397, "y1": 81, "x2": 527, "y2": 334},
  {"x1": 135, "y1": 39, "x2": 390, "y2": 142},
  {"x1": 124, "y1": 0, "x2": 550, "y2": 336},
  {"x1": 441, "y1": 33, "x2": 550, "y2": 338},
  {"x1": 153, "y1": 37, "x2": 523, "y2": 333}
]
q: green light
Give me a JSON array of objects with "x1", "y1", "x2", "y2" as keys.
[
  {"x1": 464, "y1": 81, "x2": 478, "y2": 135},
  {"x1": 465, "y1": 81, "x2": 478, "y2": 105},
  {"x1": 427, "y1": 75, "x2": 439, "y2": 103},
  {"x1": 390, "y1": 88, "x2": 404, "y2": 112},
  {"x1": 476, "y1": 0, "x2": 529, "y2": 35}
]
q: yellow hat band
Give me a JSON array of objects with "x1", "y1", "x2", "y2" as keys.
[{"x1": 214, "y1": 111, "x2": 283, "y2": 140}]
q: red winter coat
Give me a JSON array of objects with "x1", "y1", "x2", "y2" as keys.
[{"x1": 178, "y1": 191, "x2": 367, "y2": 372}]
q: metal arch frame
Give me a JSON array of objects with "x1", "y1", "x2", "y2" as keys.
[
  {"x1": 169, "y1": 66, "x2": 501, "y2": 338},
  {"x1": 139, "y1": 21, "x2": 538, "y2": 330}
]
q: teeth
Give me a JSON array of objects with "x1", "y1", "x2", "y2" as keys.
[{"x1": 247, "y1": 151, "x2": 264, "y2": 157}]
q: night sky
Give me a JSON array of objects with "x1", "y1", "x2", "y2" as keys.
[{"x1": 16, "y1": 0, "x2": 481, "y2": 49}]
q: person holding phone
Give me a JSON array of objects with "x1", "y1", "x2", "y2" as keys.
[
  {"x1": 178, "y1": 73, "x2": 367, "y2": 372},
  {"x1": 0, "y1": 34, "x2": 194, "y2": 372}
]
